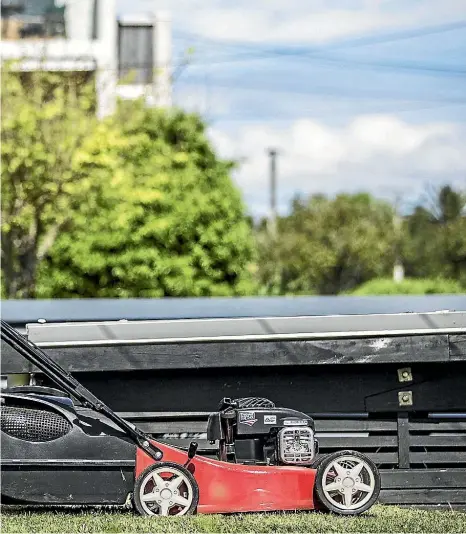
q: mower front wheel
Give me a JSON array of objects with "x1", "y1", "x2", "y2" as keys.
[
  {"x1": 133, "y1": 462, "x2": 199, "y2": 516},
  {"x1": 313, "y1": 450, "x2": 381, "y2": 515}
]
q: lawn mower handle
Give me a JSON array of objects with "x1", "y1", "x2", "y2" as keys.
[{"x1": 0, "y1": 320, "x2": 164, "y2": 461}]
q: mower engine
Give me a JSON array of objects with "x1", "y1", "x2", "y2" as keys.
[{"x1": 207, "y1": 397, "x2": 318, "y2": 466}]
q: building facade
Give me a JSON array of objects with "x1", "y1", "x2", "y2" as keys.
[{"x1": 0, "y1": 0, "x2": 172, "y2": 117}]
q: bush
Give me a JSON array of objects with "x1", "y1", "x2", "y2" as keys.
[
  {"x1": 38, "y1": 104, "x2": 257, "y2": 298},
  {"x1": 348, "y1": 277, "x2": 465, "y2": 295}
]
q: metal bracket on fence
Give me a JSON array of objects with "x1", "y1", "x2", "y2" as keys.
[
  {"x1": 398, "y1": 367, "x2": 413, "y2": 383},
  {"x1": 398, "y1": 391, "x2": 413, "y2": 407},
  {"x1": 396, "y1": 412, "x2": 410, "y2": 469}
]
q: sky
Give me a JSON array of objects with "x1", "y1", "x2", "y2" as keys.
[{"x1": 116, "y1": 0, "x2": 466, "y2": 217}]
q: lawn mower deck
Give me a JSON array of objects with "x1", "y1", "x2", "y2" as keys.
[{"x1": 0, "y1": 320, "x2": 381, "y2": 516}]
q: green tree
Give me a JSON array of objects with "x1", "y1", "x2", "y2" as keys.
[
  {"x1": 1, "y1": 66, "x2": 124, "y2": 298},
  {"x1": 39, "y1": 102, "x2": 257, "y2": 297},
  {"x1": 403, "y1": 185, "x2": 466, "y2": 285},
  {"x1": 256, "y1": 193, "x2": 396, "y2": 295}
]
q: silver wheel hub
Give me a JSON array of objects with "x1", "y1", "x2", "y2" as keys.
[
  {"x1": 322, "y1": 455, "x2": 376, "y2": 511},
  {"x1": 160, "y1": 488, "x2": 172, "y2": 500},
  {"x1": 139, "y1": 466, "x2": 193, "y2": 516}
]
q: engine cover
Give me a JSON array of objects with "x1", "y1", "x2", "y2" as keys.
[
  {"x1": 207, "y1": 399, "x2": 317, "y2": 466},
  {"x1": 235, "y1": 407, "x2": 314, "y2": 436}
]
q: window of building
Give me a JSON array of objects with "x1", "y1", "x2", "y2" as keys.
[
  {"x1": 118, "y1": 22, "x2": 154, "y2": 84},
  {"x1": 1, "y1": 0, "x2": 98, "y2": 40}
]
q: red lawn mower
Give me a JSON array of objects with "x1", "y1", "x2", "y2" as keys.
[{"x1": 1, "y1": 320, "x2": 380, "y2": 516}]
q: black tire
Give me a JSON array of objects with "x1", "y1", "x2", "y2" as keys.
[
  {"x1": 311, "y1": 455, "x2": 329, "y2": 512},
  {"x1": 311, "y1": 454, "x2": 327, "y2": 469},
  {"x1": 314, "y1": 450, "x2": 380, "y2": 515},
  {"x1": 133, "y1": 462, "x2": 199, "y2": 516}
]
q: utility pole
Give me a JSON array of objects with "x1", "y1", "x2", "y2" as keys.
[
  {"x1": 393, "y1": 193, "x2": 405, "y2": 283},
  {"x1": 266, "y1": 148, "x2": 280, "y2": 293},
  {"x1": 267, "y1": 148, "x2": 278, "y2": 237}
]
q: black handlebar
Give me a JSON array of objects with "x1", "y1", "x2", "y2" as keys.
[{"x1": 1, "y1": 320, "x2": 164, "y2": 461}]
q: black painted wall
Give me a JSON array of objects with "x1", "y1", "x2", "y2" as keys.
[{"x1": 3, "y1": 335, "x2": 465, "y2": 414}]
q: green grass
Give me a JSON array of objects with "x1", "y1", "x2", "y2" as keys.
[{"x1": 2, "y1": 505, "x2": 465, "y2": 533}]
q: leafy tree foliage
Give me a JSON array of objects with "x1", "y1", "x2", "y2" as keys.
[
  {"x1": 256, "y1": 193, "x2": 396, "y2": 295},
  {"x1": 402, "y1": 185, "x2": 466, "y2": 286},
  {"x1": 1, "y1": 66, "x2": 124, "y2": 298},
  {"x1": 38, "y1": 101, "x2": 257, "y2": 297},
  {"x1": 3, "y1": 65, "x2": 464, "y2": 300},
  {"x1": 255, "y1": 185, "x2": 465, "y2": 296}
]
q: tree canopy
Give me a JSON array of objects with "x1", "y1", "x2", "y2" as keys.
[
  {"x1": 2, "y1": 67, "x2": 464, "y2": 299},
  {"x1": 1, "y1": 66, "x2": 125, "y2": 298},
  {"x1": 402, "y1": 185, "x2": 466, "y2": 287},
  {"x1": 37, "y1": 101, "x2": 257, "y2": 297},
  {"x1": 256, "y1": 193, "x2": 397, "y2": 295}
]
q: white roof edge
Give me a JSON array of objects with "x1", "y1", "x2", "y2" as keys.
[
  {"x1": 27, "y1": 309, "x2": 462, "y2": 328},
  {"x1": 26, "y1": 311, "x2": 466, "y2": 346}
]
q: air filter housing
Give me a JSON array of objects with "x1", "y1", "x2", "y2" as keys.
[
  {"x1": 1, "y1": 405, "x2": 71, "y2": 442},
  {"x1": 277, "y1": 426, "x2": 316, "y2": 465}
]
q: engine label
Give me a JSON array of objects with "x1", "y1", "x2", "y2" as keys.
[
  {"x1": 239, "y1": 411, "x2": 257, "y2": 426},
  {"x1": 264, "y1": 415, "x2": 277, "y2": 425},
  {"x1": 284, "y1": 419, "x2": 308, "y2": 426}
]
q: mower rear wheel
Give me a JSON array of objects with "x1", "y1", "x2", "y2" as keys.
[
  {"x1": 314, "y1": 450, "x2": 380, "y2": 515},
  {"x1": 133, "y1": 462, "x2": 199, "y2": 516}
]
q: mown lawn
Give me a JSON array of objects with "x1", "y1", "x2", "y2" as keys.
[{"x1": 2, "y1": 505, "x2": 465, "y2": 533}]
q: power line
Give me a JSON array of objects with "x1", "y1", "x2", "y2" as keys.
[
  {"x1": 6, "y1": 63, "x2": 464, "y2": 114},
  {"x1": 171, "y1": 20, "x2": 466, "y2": 77},
  {"x1": 325, "y1": 20, "x2": 466, "y2": 50},
  {"x1": 250, "y1": 52, "x2": 466, "y2": 76},
  {"x1": 5, "y1": 45, "x2": 465, "y2": 81},
  {"x1": 17, "y1": 60, "x2": 460, "y2": 100},
  {"x1": 173, "y1": 20, "x2": 466, "y2": 54},
  {"x1": 113, "y1": 54, "x2": 466, "y2": 76},
  {"x1": 176, "y1": 75, "x2": 466, "y2": 104},
  {"x1": 82, "y1": 63, "x2": 466, "y2": 110},
  {"x1": 169, "y1": 44, "x2": 466, "y2": 78}
]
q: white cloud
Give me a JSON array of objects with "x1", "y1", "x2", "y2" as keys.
[
  {"x1": 208, "y1": 115, "x2": 466, "y2": 215},
  {"x1": 185, "y1": 7, "x2": 393, "y2": 44}
]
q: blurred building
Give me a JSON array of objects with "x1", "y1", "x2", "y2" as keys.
[
  {"x1": 0, "y1": 0, "x2": 172, "y2": 117},
  {"x1": 117, "y1": 11, "x2": 172, "y2": 108}
]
